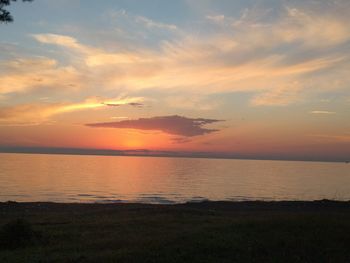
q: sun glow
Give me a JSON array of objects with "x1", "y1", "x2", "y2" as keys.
[{"x1": 123, "y1": 137, "x2": 144, "y2": 149}]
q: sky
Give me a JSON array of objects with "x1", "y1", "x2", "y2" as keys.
[{"x1": 0, "y1": 0, "x2": 349, "y2": 161}]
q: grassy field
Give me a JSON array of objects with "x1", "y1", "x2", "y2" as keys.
[{"x1": 1, "y1": 200, "x2": 350, "y2": 262}]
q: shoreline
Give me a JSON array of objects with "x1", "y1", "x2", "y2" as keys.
[
  {"x1": 2, "y1": 198, "x2": 350, "y2": 208},
  {"x1": 2, "y1": 199, "x2": 350, "y2": 208}
]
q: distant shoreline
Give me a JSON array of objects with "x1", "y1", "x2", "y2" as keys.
[{"x1": 1, "y1": 147, "x2": 348, "y2": 163}]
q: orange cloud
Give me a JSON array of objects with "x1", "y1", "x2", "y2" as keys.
[
  {"x1": 2, "y1": 3, "x2": 349, "y2": 109},
  {"x1": 0, "y1": 96, "x2": 144, "y2": 125},
  {"x1": 0, "y1": 57, "x2": 82, "y2": 94},
  {"x1": 28, "y1": 20, "x2": 348, "y2": 106}
]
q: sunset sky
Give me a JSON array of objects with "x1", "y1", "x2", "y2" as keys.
[{"x1": 0, "y1": 0, "x2": 349, "y2": 161}]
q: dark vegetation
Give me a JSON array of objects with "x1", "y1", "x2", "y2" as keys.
[
  {"x1": 0, "y1": 200, "x2": 350, "y2": 262},
  {"x1": 0, "y1": 0, "x2": 33, "y2": 23},
  {"x1": 0, "y1": 219, "x2": 40, "y2": 249}
]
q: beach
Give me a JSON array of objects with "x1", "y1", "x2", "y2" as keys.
[{"x1": 1, "y1": 200, "x2": 350, "y2": 262}]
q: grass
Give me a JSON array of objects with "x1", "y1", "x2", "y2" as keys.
[
  {"x1": 0, "y1": 200, "x2": 350, "y2": 262},
  {"x1": 0, "y1": 219, "x2": 39, "y2": 250}
]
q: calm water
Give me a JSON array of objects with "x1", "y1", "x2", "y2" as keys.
[{"x1": 0, "y1": 153, "x2": 349, "y2": 203}]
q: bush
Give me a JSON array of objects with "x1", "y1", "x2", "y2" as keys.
[{"x1": 0, "y1": 219, "x2": 37, "y2": 249}]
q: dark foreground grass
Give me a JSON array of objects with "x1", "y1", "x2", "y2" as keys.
[{"x1": 1, "y1": 200, "x2": 350, "y2": 263}]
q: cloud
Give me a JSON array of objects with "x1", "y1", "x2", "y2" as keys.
[
  {"x1": 164, "y1": 93, "x2": 219, "y2": 110},
  {"x1": 0, "y1": 96, "x2": 144, "y2": 125},
  {"x1": 309, "y1": 134, "x2": 350, "y2": 143},
  {"x1": 0, "y1": 57, "x2": 82, "y2": 95},
  {"x1": 33, "y1": 33, "x2": 144, "y2": 66},
  {"x1": 33, "y1": 34, "x2": 83, "y2": 49},
  {"x1": 251, "y1": 82, "x2": 303, "y2": 106},
  {"x1": 206, "y1": 15, "x2": 225, "y2": 23},
  {"x1": 104, "y1": 102, "x2": 144, "y2": 107},
  {"x1": 309, "y1": 111, "x2": 336, "y2": 115},
  {"x1": 110, "y1": 9, "x2": 179, "y2": 32},
  {"x1": 206, "y1": 5, "x2": 350, "y2": 48},
  {"x1": 86, "y1": 115, "x2": 223, "y2": 137},
  {"x1": 171, "y1": 137, "x2": 192, "y2": 144},
  {"x1": 110, "y1": 116, "x2": 128, "y2": 120},
  {"x1": 31, "y1": 30, "x2": 345, "y2": 102},
  {"x1": 280, "y1": 7, "x2": 350, "y2": 47},
  {"x1": 3, "y1": 1, "x2": 350, "y2": 108},
  {"x1": 135, "y1": 16, "x2": 178, "y2": 31},
  {"x1": 127, "y1": 102, "x2": 144, "y2": 107}
]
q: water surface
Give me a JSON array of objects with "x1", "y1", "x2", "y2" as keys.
[{"x1": 0, "y1": 153, "x2": 349, "y2": 203}]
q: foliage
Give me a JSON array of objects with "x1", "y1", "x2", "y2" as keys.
[{"x1": 0, "y1": 0, "x2": 33, "y2": 23}]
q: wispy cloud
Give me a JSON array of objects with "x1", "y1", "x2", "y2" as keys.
[
  {"x1": 33, "y1": 33, "x2": 145, "y2": 66},
  {"x1": 0, "y1": 57, "x2": 82, "y2": 95},
  {"x1": 1, "y1": 1, "x2": 349, "y2": 112},
  {"x1": 251, "y1": 82, "x2": 303, "y2": 106},
  {"x1": 206, "y1": 15, "x2": 225, "y2": 23},
  {"x1": 0, "y1": 96, "x2": 144, "y2": 125},
  {"x1": 309, "y1": 111, "x2": 336, "y2": 115},
  {"x1": 135, "y1": 15, "x2": 178, "y2": 31},
  {"x1": 28, "y1": 3, "x2": 348, "y2": 106},
  {"x1": 309, "y1": 134, "x2": 350, "y2": 143},
  {"x1": 86, "y1": 115, "x2": 223, "y2": 137},
  {"x1": 110, "y1": 9, "x2": 179, "y2": 32}
]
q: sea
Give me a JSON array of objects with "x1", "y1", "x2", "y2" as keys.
[{"x1": 0, "y1": 153, "x2": 349, "y2": 204}]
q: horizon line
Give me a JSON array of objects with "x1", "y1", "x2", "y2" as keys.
[{"x1": 0, "y1": 146, "x2": 348, "y2": 163}]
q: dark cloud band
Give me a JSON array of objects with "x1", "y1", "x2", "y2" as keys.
[{"x1": 86, "y1": 115, "x2": 223, "y2": 137}]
